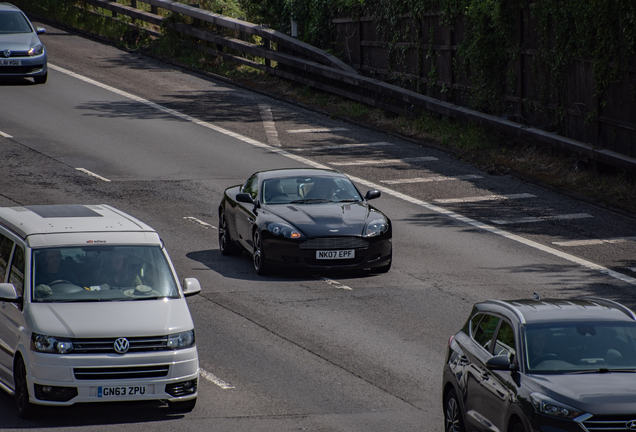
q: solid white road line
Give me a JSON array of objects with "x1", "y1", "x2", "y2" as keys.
[
  {"x1": 259, "y1": 104, "x2": 281, "y2": 147},
  {"x1": 491, "y1": 213, "x2": 593, "y2": 225},
  {"x1": 287, "y1": 127, "x2": 349, "y2": 133},
  {"x1": 381, "y1": 174, "x2": 483, "y2": 185},
  {"x1": 552, "y1": 236, "x2": 636, "y2": 247},
  {"x1": 76, "y1": 168, "x2": 111, "y2": 182},
  {"x1": 0, "y1": 130, "x2": 12, "y2": 138},
  {"x1": 291, "y1": 142, "x2": 393, "y2": 151},
  {"x1": 184, "y1": 216, "x2": 217, "y2": 229},
  {"x1": 435, "y1": 193, "x2": 535, "y2": 204},
  {"x1": 200, "y1": 369, "x2": 235, "y2": 389},
  {"x1": 51, "y1": 64, "x2": 636, "y2": 286},
  {"x1": 331, "y1": 156, "x2": 438, "y2": 166}
]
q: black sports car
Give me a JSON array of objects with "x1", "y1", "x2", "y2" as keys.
[{"x1": 218, "y1": 168, "x2": 392, "y2": 275}]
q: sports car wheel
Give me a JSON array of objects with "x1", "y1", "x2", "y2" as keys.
[
  {"x1": 219, "y1": 211, "x2": 241, "y2": 256},
  {"x1": 444, "y1": 389, "x2": 465, "y2": 432},
  {"x1": 15, "y1": 357, "x2": 36, "y2": 418},
  {"x1": 252, "y1": 230, "x2": 269, "y2": 275}
]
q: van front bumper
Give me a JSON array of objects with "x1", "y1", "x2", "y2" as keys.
[{"x1": 25, "y1": 347, "x2": 199, "y2": 406}]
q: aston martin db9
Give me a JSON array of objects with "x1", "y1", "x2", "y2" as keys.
[{"x1": 218, "y1": 168, "x2": 392, "y2": 275}]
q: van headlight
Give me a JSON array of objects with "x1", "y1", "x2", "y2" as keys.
[
  {"x1": 28, "y1": 44, "x2": 44, "y2": 56},
  {"x1": 31, "y1": 334, "x2": 74, "y2": 354},
  {"x1": 364, "y1": 218, "x2": 388, "y2": 237},
  {"x1": 167, "y1": 330, "x2": 195, "y2": 349}
]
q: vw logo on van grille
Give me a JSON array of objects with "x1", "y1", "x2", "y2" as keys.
[
  {"x1": 626, "y1": 421, "x2": 636, "y2": 430},
  {"x1": 114, "y1": 338, "x2": 130, "y2": 354},
  {"x1": 3, "y1": 50, "x2": 11, "y2": 58}
]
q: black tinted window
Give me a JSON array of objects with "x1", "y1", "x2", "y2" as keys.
[
  {"x1": 242, "y1": 175, "x2": 258, "y2": 199},
  {"x1": 473, "y1": 314, "x2": 500, "y2": 351},
  {"x1": 494, "y1": 321, "x2": 516, "y2": 359},
  {"x1": 0, "y1": 233, "x2": 15, "y2": 283},
  {"x1": 9, "y1": 244, "x2": 25, "y2": 296}
]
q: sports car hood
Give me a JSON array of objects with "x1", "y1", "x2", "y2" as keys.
[
  {"x1": 525, "y1": 373, "x2": 636, "y2": 414},
  {"x1": 1, "y1": 33, "x2": 41, "y2": 51},
  {"x1": 268, "y1": 202, "x2": 380, "y2": 237},
  {"x1": 27, "y1": 300, "x2": 194, "y2": 338}
]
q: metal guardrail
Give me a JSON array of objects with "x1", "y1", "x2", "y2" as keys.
[{"x1": 79, "y1": 0, "x2": 636, "y2": 173}]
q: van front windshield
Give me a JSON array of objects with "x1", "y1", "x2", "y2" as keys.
[{"x1": 32, "y1": 246, "x2": 180, "y2": 302}]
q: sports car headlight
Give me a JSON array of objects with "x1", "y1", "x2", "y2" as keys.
[
  {"x1": 167, "y1": 330, "x2": 195, "y2": 350},
  {"x1": 530, "y1": 393, "x2": 585, "y2": 419},
  {"x1": 28, "y1": 44, "x2": 44, "y2": 56},
  {"x1": 267, "y1": 222, "x2": 302, "y2": 239},
  {"x1": 31, "y1": 334, "x2": 74, "y2": 354},
  {"x1": 364, "y1": 218, "x2": 389, "y2": 237}
]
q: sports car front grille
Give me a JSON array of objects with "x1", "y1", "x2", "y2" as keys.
[
  {"x1": 74, "y1": 365, "x2": 169, "y2": 380},
  {"x1": 583, "y1": 416, "x2": 636, "y2": 432},
  {"x1": 299, "y1": 237, "x2": 369, "y2": 250},
  {"x1": 71, "y1": 336, "x2": 169, "y2": 354}
]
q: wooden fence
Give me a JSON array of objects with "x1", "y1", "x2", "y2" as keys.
[{"x1": 65, "y1": 0, "x2": 636, "y2": 172}]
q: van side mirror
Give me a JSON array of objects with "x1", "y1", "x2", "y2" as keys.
[
  {"x1": 0, "y1": 283, "x2": 20, "y2": 303},
  {"x1": 182, "y1": 278, "x2": 201, "y2": 297},
  {"x1": 236, "y1": 193, "x2": 254, "y2": 204},
  {"x1": 365, "y1": 190, "x2": 381, "y2": 201}
]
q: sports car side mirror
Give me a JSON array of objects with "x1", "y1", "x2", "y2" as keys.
[
  {"x1": 365, "y1": 190, "x2": 381, "y2": 201},
  {"x1": 236, "y1": 193, "x2": 254, "y2": 204}
]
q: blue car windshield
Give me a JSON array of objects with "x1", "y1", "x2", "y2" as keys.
[
  {"x1": 262, "y1": 176, "x2": 362, "y2": 204},
  {"x1": 31, "y1": 246, "x2": 180, "y2": 302},
  {"x1": 524, "y1": 322, "x2": 636, "y2": 373},
  {"x1": 0, "y1": 11, "x2": 32, "y2": 34}
]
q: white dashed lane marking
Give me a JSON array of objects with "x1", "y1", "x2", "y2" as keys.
[
  {"x1": 331, "y1": 156, "x2": 438, "y2": 166},
  {"x1": 76, "y1": 168, "x2": 111, "y2": 182},
  {"x1": 291, "y1": 142, "x2": 393, "y2": 152},
  {"x1": 200, "y1": 369, "x2": 235, "y2": 389},
  {"x1": 552, "y1": 236, "x2": 636, "y2": 247},
  {"x1": 259, "y1": 104, "x2": 281, "y2": 147},
  {"x1": 316, "y1": 276, "x2": 352, "y2": 290},
  {"x1": 184, "y1": 217, "x2": 216, "y2": 229},
  {"x1": 50, "y1": 64, "x2": 636, "y2": 286},
  {"x1": 435, "y1": 193, "x2": 536, "y2": 204},
  {"x1": 0, "y1": 130, "x2": 12, "y2": 138},
  {"x1": 381, "y1": 174, "x2": 483, "y2": 185},
  {"x1": 287, "y1": 127, "x2": 349, "y2": 133},
  {"x1": 491, "y1": 213, "x2": 593, "y2": 225}
]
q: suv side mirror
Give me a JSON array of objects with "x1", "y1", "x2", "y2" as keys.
[
  {"x1": 0, "y1": 283, "x2": 20, "y2": 303},
  {"x1": 365, "y1": 190, "x2": 381, "y2": 201},
  {"x1": 236, "y1": 193, "x2": 254, "y2": 204},
  {"x1": 182, "y1": 278, "x2": 202, "y2": 297},
  {"x1": 486, "y1": 354, "x2": 516, "y2": 371}
]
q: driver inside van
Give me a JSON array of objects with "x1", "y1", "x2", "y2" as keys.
[{"x1": 35, "y1": 249, "x2": 79, "y2": 286}]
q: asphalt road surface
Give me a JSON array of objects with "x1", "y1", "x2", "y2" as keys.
[{"x1": 0, "y1": 21, "x2": 635, "y2": 432}]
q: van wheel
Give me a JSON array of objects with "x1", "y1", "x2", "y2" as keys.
[
  {"x1": 14, "y1": 357, "x2": 36, "y2": 418},
  {"x1": 168, "y1": 397, "x2": 196, "y2": 413}
]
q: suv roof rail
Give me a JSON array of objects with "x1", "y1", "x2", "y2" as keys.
[
  {"x1": 485, "y1": 299, "x2": 526, "y2": 324},
  {"x1": 581, "y1": 296, "x2": 636, "y2": 320}
]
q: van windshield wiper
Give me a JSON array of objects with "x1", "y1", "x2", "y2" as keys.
[{"x1": 566, "y1": 368, "x2": 636, "y2": 374}]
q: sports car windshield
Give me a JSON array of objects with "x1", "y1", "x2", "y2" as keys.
[
  {"x1": 524, "y1": 322, "x2": 636, "y2": 373},
  {"x1": 262, "y1": 176, "x2": 362, "y2": 204},
  {"x1": 32, "y1": 246, "x2": 180, "y2": 302},
  {"x1": 0, "y1": 11, "x2": 32, "y2": 34}
]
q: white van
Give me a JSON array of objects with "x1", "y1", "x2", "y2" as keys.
[{"x1": 0, "y1": 204, "x2": 201, "y2": 418}]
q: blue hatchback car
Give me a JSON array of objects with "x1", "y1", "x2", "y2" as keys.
[{"x1": 0, "y1": 3, "x2": 47, "y2": 84}]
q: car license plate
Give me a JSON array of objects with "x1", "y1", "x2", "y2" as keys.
[
  {"x1": 316, "y1": 250, "x2": 355, "y2": 259},
  {"x1": 0, "y1": 59, "x2": 21, "y2": 66},
  {"x1": 97, "y1": 385, "x2": 150, "y2": 397}
]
